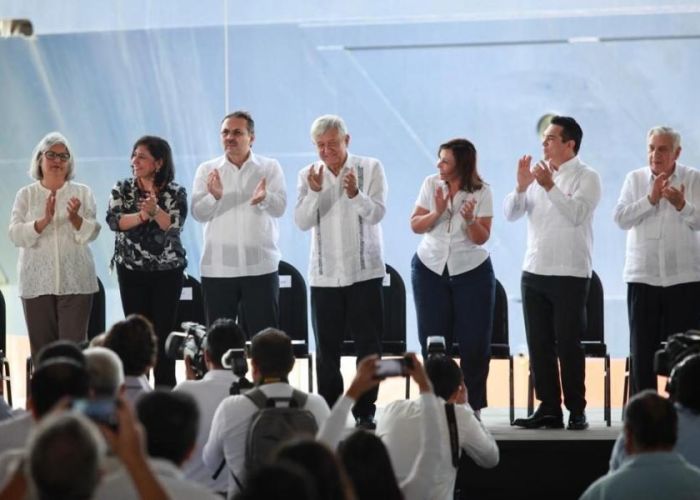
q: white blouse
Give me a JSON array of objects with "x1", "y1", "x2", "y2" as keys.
[
  {"x1": 415, "y1": 174, "x2": 493, "y2": 276},
  {"x1": 9, "y1": 181, "x2": 100, "y2": 299}
]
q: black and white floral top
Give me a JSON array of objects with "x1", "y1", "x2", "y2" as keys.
[{"x1": 106, "y1": 178, "x2": 188, "y2": 271}]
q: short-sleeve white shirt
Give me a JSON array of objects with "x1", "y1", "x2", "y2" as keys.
[{"x1": 415, "y1": 174, "x2": 493, "y2": 276}]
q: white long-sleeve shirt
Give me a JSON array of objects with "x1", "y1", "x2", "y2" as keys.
[
  {"x1": 191, "y1": 153, "x2": 286, "y2": 278},
  {"x1": 9, "y1": 181, "x2": 100, "y2": 298},
  {"x1": 203, "y1": 382, "x2": 330, "y2": 498},
  {"x1": 503, "y1": 156, "x2": 601, "y2": 278},
  {"x1": 377, "y1": 397, "x2": 499, "y2": 500},
  {"x1": 173, "y1": 369, "x2": 238, "y2": 492},
  {"x1": 613, "y1": 163, "x2": 700, "y2": 287},
  {"x1": 294, "y1": 153, "x2": 387, "y2": 287},
  {"x1": 317, "y1": 392, "x2": 443, "y2": 500}
]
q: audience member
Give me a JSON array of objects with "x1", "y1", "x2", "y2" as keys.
[
  {"x1": 28, "y1": 412, "x2": 105, "y2": 500},
  {"x1": 84, "y1": 346, "x2": 125, "y2": 399},
  {"x1": 377, "y1": 354, "x2": 499, "y2": 499},
  {"x1": 233, "y1": 462, "x2": 318, "y2": 500},
  {"x1": 319, "y1": 353, "x2": 441, "y2": 500},
  {"x1": 103, "y1": 314, "x2": 156, "y2": 406},
  {"x1": 0, "y1": 343, "x2": 89, "y2": 453},
  {"x1": 173, "y1": 318, "x2": 249, "y2": 493},
  {"x1": 0, "y1": 398, "x2": 170, "y2": 500},
  {"x1": 203, "y1": 328, "x2": 330, "y2": 498},
  {"x1": 95, "y1": 390, "x2": 219, "y2": 499},
  {"x1": 275, "y1": 438, "x2": 355, "y2": 500},
  {"x1": 581, "y1": 390, "x2": 700, "y2": 500},
  {"x1": 610, "y1": 353, "x2": 700, "y2": 470}
]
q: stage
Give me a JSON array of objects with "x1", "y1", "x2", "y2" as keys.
[{"x1": 457, "y1": 417, "x2": 619, "y2": 499}]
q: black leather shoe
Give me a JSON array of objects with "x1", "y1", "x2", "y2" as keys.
[
  {"x1": 355, "y1": 416, "x2": 377, "y2": 430},
  {"x1": 512, "y1": 406, "x2": 564, "y2": 429},
  {"x1": 567, "y1": 412, "x2": 589, "y2": 430}
]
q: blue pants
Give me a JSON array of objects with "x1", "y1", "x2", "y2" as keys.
[{"x1": 412, "y1": 255, "x2": 495, "y2": 410}]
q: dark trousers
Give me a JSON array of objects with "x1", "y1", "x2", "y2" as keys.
[
  {"x1": 521, "y1": 272, "x2": 589, "y2": 413},
  {"x1": 628, "y1": 281, "x2": 700, "y2": 394},
  {"x1": 201, "y1": 272, "x2": 279, "y2": 338},
  {"x1": 117, "y1": 265, "x2": 184, "y2": 388},
  {"x1": 412, "y1": 255, "x2": 495, "y2": 410},
  {"x1": 311, "y1": 278, "x2": 383, "y2": 419}
]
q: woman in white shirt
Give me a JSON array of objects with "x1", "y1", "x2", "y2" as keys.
[
  {"x1": 409, "y1": 138, "x2": 495, "y2": 412},
  {"x1": 9, "y1": 132, "x2": 100, "y2": 362}
]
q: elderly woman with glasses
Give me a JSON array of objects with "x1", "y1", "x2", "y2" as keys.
[
  {"x1": 409, "y1": 138, "x2": 495, "y2": 414},
  {"x1": 9, "y1": 132, "x2": 101, "y2": 361},
  {"x1": 106, "y1": 135, "x2": 187, "y2": 388}
]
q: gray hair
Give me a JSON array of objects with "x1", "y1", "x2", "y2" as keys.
[
  {"x1": 310, "y1": 114, "x2": 348, "y2": 142},
  {"x1": 29, "y1": 131, "x2": 75, "y2": 181},
  {"x1": 648, "y1": 126, "x2": 681, "y2": 151},
  {"x1": 27, "y1": 412, "x2": 105, "y2": 500},
  {"x1": 84, "y1": 347, "x2": 125, "y2": 398}
]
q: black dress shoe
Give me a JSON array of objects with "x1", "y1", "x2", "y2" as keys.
[
  {"x1": 512, "y1": 407, "x2": 564, "y2": 429},
  {"x1": 567, "y1": 412, "x2": 589, "y2": 430},
  {"x1": 355, "y1": 416, "x2": 377, "y2": 430}
]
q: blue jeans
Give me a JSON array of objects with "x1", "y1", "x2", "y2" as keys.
[{"x1": 411, "y1": 254, "x2": 495, "y2": 409}]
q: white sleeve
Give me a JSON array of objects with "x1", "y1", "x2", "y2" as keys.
[
  {"x1": 294, "y1": 165, "x2": 320, "y2": 231},
  {"x1": 8, "y1": 188, "x2": 42, "y2": 248},
  {"x1": 415, "y1": 176, "x2": 433, "y2": 211},
  {"x1": 546, "y1": 168, "x2": 601, "y2": 226},
  {"x1": 457, "y1": 404, "x2": 499, "y2": 468},
  {"x1": 400, "y1": 393, "x2": 442, "y2": 500},
  {"x1": 476, "y1": 186, "x2": 494, "y2": 218},
  {"x1": 191, "y1": 163, "x2": 218, "y2": 222},
  {"x1": 255, "y1": 160, "x2": 286, "y2": 218},
  {"x1": 503, "y1": 189, "x2": 528, "y2": 221},
  {"x1": 316, "y1": 395, "x2": 354, "y2": 450},
  {"x1": 73, "y1": 186, "x2": 101, "y2": 244},
  {"x1": 202, "y1": 400, "x2": 226, "y2": 470},
  {"x1": 348, "y1": 160, "x2": 387, "y2": 225}
]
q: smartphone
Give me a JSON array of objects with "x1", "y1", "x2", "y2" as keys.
[
  {"x1": 73, "y1": 398, "x2": 118, "y2": 429},
  {"x1": 375, "y1": 357, "x2": 413, "y2": 378}
]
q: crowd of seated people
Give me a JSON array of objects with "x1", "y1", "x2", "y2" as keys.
[{"x1": 1, "y1": 315, "x2": 698, "y2": 499}]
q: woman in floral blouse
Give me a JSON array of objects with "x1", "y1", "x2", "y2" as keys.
[
  {"x1": 106, "y1": 135, "x2": 187, "y2": 387},
  {"x1": 10, "y1": 132, "x2": 100, "y2": 362}
]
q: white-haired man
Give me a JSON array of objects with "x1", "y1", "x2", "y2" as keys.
[
  {"x1": 614, "y1": 127, "x2": 700, "y2": 395},
  {"x1": 294, "y1": 114, "x2": 387, "y2": 429}
]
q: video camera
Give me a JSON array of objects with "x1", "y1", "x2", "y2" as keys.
[
  {"x1": 655, "y1": 330, "x2": 700, "y2": 376},
  {"x1": 165, "y1": 322, "x2": 208, "y2": 379}
]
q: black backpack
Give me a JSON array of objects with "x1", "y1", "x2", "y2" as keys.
[{"x1": 243, "y1": 387, "x2": 318, "y2": 473}]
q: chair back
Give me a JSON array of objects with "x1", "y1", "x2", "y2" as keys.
[
  {"x1": 451, "y1": 278, "x2": 509, "y2": 357},
  {"x1": 87, "y1": 277, "x2": 106, "y2": 341},
  {"x1": 491, "y1": 279, "x2": 510, "y2": 358},
  {"x1": 278, "y1": 261, "x2": 309, "y2": 358},
  {"x1": 582, "y1": 270, "x2": 606, "y2": 357},
  {"x1": 341, "y1": 264, "x2": 406, "y2": 356}
]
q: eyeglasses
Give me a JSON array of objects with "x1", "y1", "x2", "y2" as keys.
[{"x1": 44, "y1": 151, "x2": 71, "y2": 162}]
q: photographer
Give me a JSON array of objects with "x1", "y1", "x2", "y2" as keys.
[
  {"x1": 317, "y1": 353, "x2": 444, "y2": 500},
  {"x1": 173, "y1": 318, "x2": 249, "y2": 494},
  {"x1": 609, "y1": 353, "x2": 700, "y2": 471},
  {"x1": 378, "y1": 347, "x2": 498, "y2": 500}
]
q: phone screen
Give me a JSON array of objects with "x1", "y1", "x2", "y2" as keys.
[
  {"x1": 73, "y1": 399, "x2": 118, "y2": 429},
  {"x1": 375, "y1": 359, "x2": 405, "y2": 378}
]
